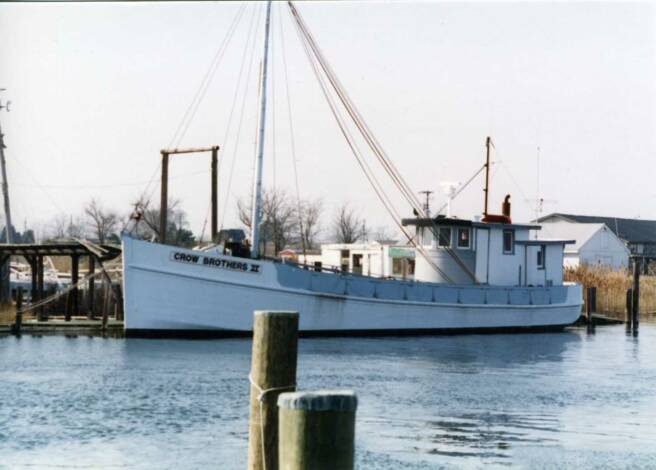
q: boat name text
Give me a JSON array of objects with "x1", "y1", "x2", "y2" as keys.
[{"x1": 170, "y1": 252, "x2": 261, "y2": 273}]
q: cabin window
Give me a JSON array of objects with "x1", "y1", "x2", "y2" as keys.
[
  {"x1": 503, "y1": 229, "x2": 514, "y2": 254},
  {"x1": 457, "y1": 228, "x2": 471, "y2": 249},
  {"x1": 537, "y1": 245, "x2": 546, "y2": 269},
  {"x1": 438, "y1": 227, "x2": 451, "y2": 247}
]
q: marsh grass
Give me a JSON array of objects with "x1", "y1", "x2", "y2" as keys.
[{"x1": 565, "y1": 265, "x2": 656, "y2": 315}]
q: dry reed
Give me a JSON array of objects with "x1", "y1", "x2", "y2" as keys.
[{"x1": 564, "y1": 265, "x2": 656, "y2": 315}]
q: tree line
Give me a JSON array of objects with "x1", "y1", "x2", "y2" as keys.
[{"x1": 14, "y1": 187, "x2": 396, "y2": 252}]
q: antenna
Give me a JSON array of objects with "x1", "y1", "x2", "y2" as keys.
[
  {"x1": 524, "y1": 145, "x2": 557, "y2": 238},
  {"x1": 418, "y1": 190, "x2": 434, "y2": 217}
]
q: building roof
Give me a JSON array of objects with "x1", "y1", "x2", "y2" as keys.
[
  {"x1": 536, "y1": 222, "x2": 612, "y2": 252},
  {"x1": 537, "y1": 213, "x2": 656, "y2": 244}
]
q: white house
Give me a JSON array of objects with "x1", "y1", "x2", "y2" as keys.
[
  {"x1": 535, "y1": 220, "x2": 629, "y2": 269},
  {"x1": 292, "y1": 241, "x2": 416, "y2": 280}
]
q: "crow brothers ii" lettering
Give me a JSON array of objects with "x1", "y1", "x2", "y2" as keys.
[{"x1": 170, "y1": 251, "x2": 261, "y2": 273}]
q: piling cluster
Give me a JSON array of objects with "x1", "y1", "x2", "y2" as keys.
[{"x1": 247, "y1": 311, "x2": 357, "y2": 470}]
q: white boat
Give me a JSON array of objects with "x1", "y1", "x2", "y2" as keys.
[
  {"x1": 122, "y1": 235, "x2": 581, "y2": 336},
  {"x1": 121, "y1": 1, "x2": 582, "y2": 336}
]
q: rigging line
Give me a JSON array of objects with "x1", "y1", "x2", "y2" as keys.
[
  {"x1": 217, "y1": 5, "x2": 256, "y2": 207},
  {"x1": 199, "y1": 200, "x2": 211, "y2": 243},
  {"x1": 288, "y1": 3, "x2": 423, "y2": 212},
  {"x1": 219, "y1": 3, "x2": 263, "y2": 231},
  {"x1": 10, "y1": 157, "x2": 66, "y2": 214},
  {"x1": 278, "y1": 1, "x2": 306, "y2": 256},
  {"x1": 290, "y1": 11, "x2": 453, "y2": 283},
  {"x1": 293, "y1": 5, "x2": 476, "y2": 283},
  {"x1": 14, "y1": 169, "x2": 211, "y2": 190},
  {"x1": 168, "y1": 3, "x2": 247, "y2": 149},
  {"x1": 215, "y1": 3, "x2": 260, "y2": 229},
  {"x1": 434, "y1": 163, "x2": 487, "y2": 215},
  {"x1": 175, "y1": 5, "x2": 247, "y2": 148},
  {"x1": 289, "y1": 3, "x2": 467, "y2": 282}
]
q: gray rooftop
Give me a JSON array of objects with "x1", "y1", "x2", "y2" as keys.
[{"x1": 537, "y1": 213, "x2": 656, "y2": 244}]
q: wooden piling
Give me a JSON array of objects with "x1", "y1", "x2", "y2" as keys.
[
  {"x1": 632, "y1": 258, "x2": 640, "y2": 330},
  {"x1": 101, "y1": 280, "x2": 109, "y2": 330},
  {"x1": 13, "y1": 286, "x2": 22, "y2": 334},
  {"x1": 159, "y1": 151, "x2": 169, "y2": 244},
  {"x1": 87, "y1": 256, "x2": 95, "y2": 319},
  {"x1": 36, "y1": 255, "x2": 46, "y2": 321},
  {"x1": 211, "y1": 146, "x2": 218, "y2": 243},
  {"x1": 278, "y1": 391, "x2": 358, "y2": 470},
  {"x1": 247, "y1": 311, "x2": 299, "y2": 470},
  {"x1": 625, "y1": 288, "x2": 633, "y2": 328},
  {"x1": 585, "y1": 287, "x2": 592, "y2": 324}
]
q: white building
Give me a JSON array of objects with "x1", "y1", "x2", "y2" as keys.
[
  {"x1": 293, "y1": 241, "x2": 416, "y2": 280},
  {"x1": 536, "y1": 220, "x2": 629, "y2": 269}
]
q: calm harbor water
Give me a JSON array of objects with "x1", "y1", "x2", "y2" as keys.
[{"x1": 1, "y1": 324, "x2": 655, "y2": 469}]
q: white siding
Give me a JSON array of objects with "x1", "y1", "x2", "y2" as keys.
[{"x1": 579, "y1": 227, "x2": 629, "y2": 269}]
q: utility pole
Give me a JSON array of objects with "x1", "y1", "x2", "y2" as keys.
[{"x1": 0, "y1": 90, "x2": 13, "y2": 303}]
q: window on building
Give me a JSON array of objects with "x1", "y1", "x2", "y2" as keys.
[
  {"x1": 537, "y1": 245, "x2": 546, "y2": 269},
  {"x1": 457, "y1": 228, "x2": 471, "y2": 249},
  {"x1": 408, "y1": 259, "x2": 415, "y2": 275},
  {"x1": 503, "y1": 229, "x2": 514, "y2": 254},
  {"x1": 438, "y1": 227, "x2": 451, "y2": 247}
]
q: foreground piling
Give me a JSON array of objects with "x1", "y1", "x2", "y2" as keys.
[
  {"x1": 278, "y1": 390, "x2": 358, "y2": 470},
  {"x1": 247, "y1": 311, "x2": 299, "y2": 470}
]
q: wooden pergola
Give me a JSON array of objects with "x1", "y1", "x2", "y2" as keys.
[{"x1": 0, "y1": 241, "x2": 122, "y2": 321}]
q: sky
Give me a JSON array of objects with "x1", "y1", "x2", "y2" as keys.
[{"x1": 0, "y1": 1, "x2": 655, "y2": 242}]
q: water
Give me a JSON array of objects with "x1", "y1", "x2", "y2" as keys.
[{"x1": 1, "y1": 325, "x2": 655, "y2": 469}]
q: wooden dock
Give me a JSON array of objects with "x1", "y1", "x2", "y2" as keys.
[{"x1": 1, "y1": 316, "x2": 124, "y2": 336}]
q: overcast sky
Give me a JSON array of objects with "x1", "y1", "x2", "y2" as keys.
[{"x1": 1, "y1": 1, "x2": 654, "y2": 241}]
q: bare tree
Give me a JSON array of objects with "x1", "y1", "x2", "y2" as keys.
[
  {"x1": 332, "y1": 203, "x2": 362, "y2": 244},
  {"x1": 43, "y1": 213, "x2": 85, "y2": 241},
  {"x1": 298, "y1": 198, "x2": 323, "y2": 250},
  {"x1": 238, "y1": 188, "x2": 298, "y2": 256},
  {"x1": 49, "y1": 214, "x2": 68, "y2": 240},
  {"x1": 84, "y1": 198, "x2": 119, "y2": 243},
  {"x1": 372, "y1": 225, "x2": 398, "y2": 243},
  {"x1": 129, "y1": 197, "x2": 195, "y2": 247}
]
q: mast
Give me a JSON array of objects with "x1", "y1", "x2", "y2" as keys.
[
  {"x1": 483, "y1": 136, "x2": 491, "y2": 217},
  {"x1": 0, "y1": 92, "x2": 12, "y2": 243},
  {"x1": 0, "y1": 91, "x2": 12, "y2": 304},
  {"x1": 250, "y1": 0, "x2": 273, "y2": 259}
]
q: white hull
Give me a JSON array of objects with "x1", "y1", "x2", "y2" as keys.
[{"x1": 122, "y1": 236, "x2": 582, "y2": 335}]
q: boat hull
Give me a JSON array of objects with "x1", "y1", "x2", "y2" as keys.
[{"x1": 122, "y1": 237, "x2": 583, "y2": 336}]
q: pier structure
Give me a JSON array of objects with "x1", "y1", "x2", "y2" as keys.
[{"x1": 0, "y1": 241, "x2": 122, "y2": 326}]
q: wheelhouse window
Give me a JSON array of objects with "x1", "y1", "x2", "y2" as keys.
[
  {"x1": 502, "y1": 229, "x2": 514, "y2": 254},
  {"x1": 537, "y1": 244, "x2": 546, "y2": 269},
  {"x1": 457, "y1": 228, "x2": 471, "y2": 249},
  {"x1": 438, "y1": 227, "x2": 451, "y2": 248}
]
